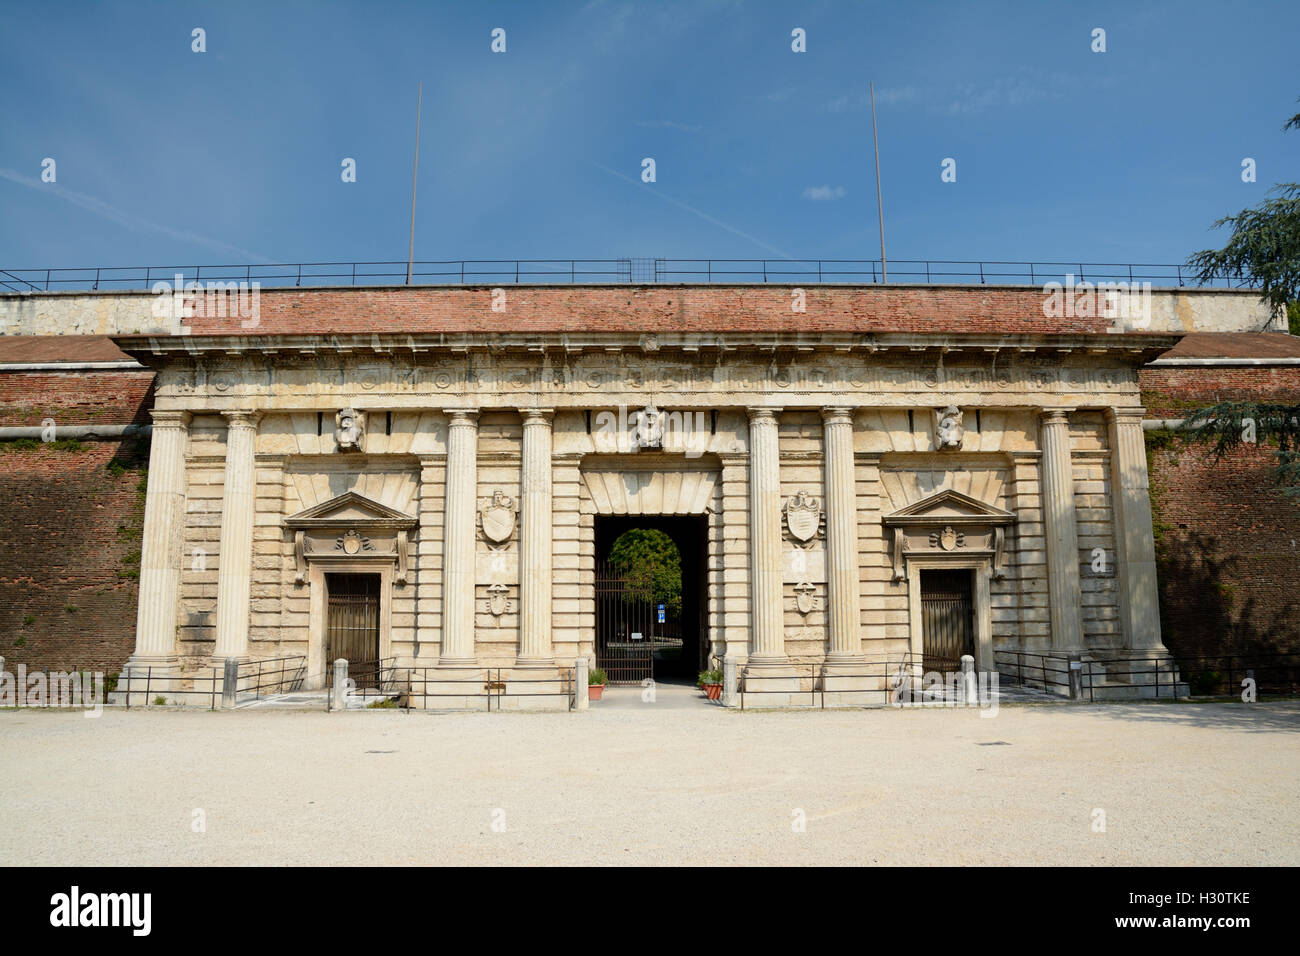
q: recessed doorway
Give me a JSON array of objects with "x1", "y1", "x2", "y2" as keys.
[
  {"x1": 325, "y1": 572, "x2": 381, "y2": 673},
  {"x1": 919, "y1": 568, "x2": 975, "y2": 672},
  {"x1": 593, "y1": 514, "x2": 709, "y2": 685}
]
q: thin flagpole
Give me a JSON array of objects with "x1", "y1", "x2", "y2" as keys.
[
  {"x1": 870, "y1": 81, "x2": 886, "y2": 283},
  {"x1": 407, "y1": 81, "x2": 422, "y2": 285}
]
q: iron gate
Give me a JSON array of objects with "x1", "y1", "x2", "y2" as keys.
[
  {"x1": 326, "y1": 573, "x2": 380, "y2": 680},
  {"x1": 919, "y1": 569, "x2": 974, "y2": 673},
  {"x1": 595, "y1": 560, "x2": 681, "y2": 685}
]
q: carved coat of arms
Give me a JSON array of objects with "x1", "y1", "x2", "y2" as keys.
[
  {"x1": 783, "y1": 491, "x2": 821, "y2": 544},
  {"x1": 793, "y1": 581, "x2": 818, "y2": 616},
  {"x1": 487, "y1": 583, "x2": 511, "y2": 617},
  {"x1": 480, "y1": 491, "x2": 517, "y2": 547}
]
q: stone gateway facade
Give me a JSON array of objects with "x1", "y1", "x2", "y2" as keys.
[{"x1": 2, "y1": 282, "x2": 1291, "y2": 706}]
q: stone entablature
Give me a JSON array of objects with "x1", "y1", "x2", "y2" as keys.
[{"x1": 122, "y1": 332, "x2": 1170, "y2": 415}]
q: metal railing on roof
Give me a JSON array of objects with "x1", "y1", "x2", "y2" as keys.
[{"x1": 0, "y1": 258, "x2": 1256, "y2": 293}]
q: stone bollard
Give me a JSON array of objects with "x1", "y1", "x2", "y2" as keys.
[
  {"x1": 722, "y1": 659, "x2": 738, "y2": 707},
  {"x1": 1068, "y1": 655, "x2": 1083, "y2": 700},
  {"x1": 959, "y1": 654, "x2": 976, "y2": 704},
  {"x1": 575, "y1": 657, "x2": 589, "y2": 711},
  {"x1": 221, "y1": 658, "x2": 239, "y2": 710},
  {"x1": 332, "y1": 659, "x2": 349, "y2": 712}
]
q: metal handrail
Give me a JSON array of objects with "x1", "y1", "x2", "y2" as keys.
[
  {"x1": 0, "y1": 258, "x2": 1256, "y2": 293},
  {"x1": 323, "y1": 661, "x2": 575, "y2": 712},
  {"x1": 235, "y1": 654, "x2": 307, "y2": 700},
  {"x1": 736, "y1": 654, "x2": 975, "y2": 709}
]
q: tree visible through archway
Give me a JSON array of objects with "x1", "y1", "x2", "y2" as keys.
[{"x1": 608, "y1": 528, "x2": 682, "y2": 615}]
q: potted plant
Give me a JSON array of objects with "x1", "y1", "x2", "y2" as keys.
[
  {"x1": 699, "y1": 668, "x2": 723, "y2": 700},
  {"x1": 588, "y1": 666, "x2": 608, "y2": 701}
]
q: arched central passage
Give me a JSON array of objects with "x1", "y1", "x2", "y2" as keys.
[{"x1": 594, "y1": 514, "x2": 709, "y2": 684}]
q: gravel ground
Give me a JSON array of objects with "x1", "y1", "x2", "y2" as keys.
[{"x1": 2, "y1": 693, "x2": 1296, "y2": 866}]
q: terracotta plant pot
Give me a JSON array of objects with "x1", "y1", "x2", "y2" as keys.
[
  {"x1": 704, "y1": 683, "x2": 722, "y2": 700},
  {"x1": 588, "y1": 684, "x2": 605, "y2": 701}
]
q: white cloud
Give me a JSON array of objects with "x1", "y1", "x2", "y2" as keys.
[
  {"x1": 823, "y1": 74, "x2": 1112, "y2": 116},
  {"x1": 802, "y1": 185, "x2": 846, "y2": 201},
  {"x1": 825, "y1": 85, "x2": 919, "y2": 112},
  {"x1": 636, "y1": 120, "x2": 703, "y2": 133}
]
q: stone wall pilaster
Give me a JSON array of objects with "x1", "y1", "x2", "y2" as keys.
[
  {"x1": 130, "y1": 410, "x2": 191, "y2": 663},
  {"x1": 1106, "y1": 407, "x2": 1165, "y2": 652},
  {"x1": 747, "y1": 407, "x2": 786, "y2": 665},
  {"x1": 517, "y1": 409, "x2": 554, "y2": 666},
  {"x1": 440, "y1": 410, "x2": 478, "y2": 665},
  {"x1": 822, "y1": 407, "x2": 864, "y2": 661},
  {"x1": 212, "y1": 410, "x2": 260, "y2": 661},
  {"x1": 1040, "y1": 409, "x2": 1084, "y2": 652}
]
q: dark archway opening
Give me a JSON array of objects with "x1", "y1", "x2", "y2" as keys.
[{"x1": 594, "y1": 514, "x2": 709, "y2": 685}]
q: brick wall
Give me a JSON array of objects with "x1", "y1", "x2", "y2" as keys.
[
  {"x1": 0, "y1": 369, "x2": 153, "y2": 427},
  {"x1": 183, "y1": 285, "x2": 1123, "y2": 336},
  {"x1": 1141, "y1": 366, "x2": 1300, "y2": 418},
  {"x1": 0, "y1": 437, "x2": 149, "y2": 674},
  {"x1": 1141, "y1": 365, "x2": 1300, "y2": 657}
]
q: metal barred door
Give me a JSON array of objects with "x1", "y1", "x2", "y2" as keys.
[
  {"x1": 595, "y1": 560, "x2": 678, "y2": 685},
  {"x1": 920, "y1": 569, "x2": 974, "y2": 672},
  {"x1": 326, "y1": 573, "x2": 380, "y2": 677}
]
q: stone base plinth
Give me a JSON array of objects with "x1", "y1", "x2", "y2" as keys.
[
  {"x1": 1085, "y1": 654, "x2": 1188, "y2": 700},
  {"x1": 408, "y1": 667, "x2": 490, "y2": 711},
  {"x1": 498, "y1": 667, "x2": 573, "y2": 711},
  {"x1": 740, "y1": 665, "x2": 810, "y2": 708},
  {"x1": 110, "y1": 657, "x2": 180, "y2": 706},
  {"x1": 820, "y1": 689, "x2": 891, "y2": 708},
  {"x1": 818, "y1": 662, "x2": 888, "y2": 708},
  {"x1": 819, "y1": 662, "x2": 876, "y2": 691}
]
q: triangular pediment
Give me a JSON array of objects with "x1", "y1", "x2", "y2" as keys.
[
  {"x1": 284, "y1": 491, "x2": 417, "y2": 529},
  {"x1": 883, "y1": 488, "x2": 1015, "y2": 526}
]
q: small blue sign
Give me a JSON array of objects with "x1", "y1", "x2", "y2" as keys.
[{"x1": 657, "y1": 604, "x2": 666, "y2": 623}]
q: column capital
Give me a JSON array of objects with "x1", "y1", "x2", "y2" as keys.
[
  {"x1": 1104, "y1": 406, "x2": 1146, "y2": 426},
  {"x1": 221, "y1": 409, "x2": 262, "y2": 429},
  {"x1": 520, "y1": 407, "x2": 555, "y2": 424},
  {"x1": 746, "y1": 406, "x2": 782, "y2": 423},
  {"x1": 150, "y1": 409, "x2": 192, "y2": 429},
  {"x1": 444, "y1": 408, "x2": 479, "y2": 426},
  {"x1": 1039, "y1": 408, "x2": 1073, "y2": 427},
  {"x1": 820, "y1": 406, "x2": 856, "y2": 426}
]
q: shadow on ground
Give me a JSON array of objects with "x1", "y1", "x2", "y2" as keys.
[{"x1": 1040, "y1": 699, "x2": 1300, "y2": 732}]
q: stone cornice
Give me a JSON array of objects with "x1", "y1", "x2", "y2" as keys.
[{"x1": 111, "y1": 330, "x2": 1182, "y2": 367}]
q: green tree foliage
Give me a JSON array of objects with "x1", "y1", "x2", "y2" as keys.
[
  {"x1": 608, "y1": 528, "x2": 682, "y2": 613},
  {"x1": 1182, "y1": 100, "x2": 1300, "y2": 497},
  {"x1": 1187, "y1": 101, "x2": 1300, "y2": 314},
  {"x1": 1180, "y1": 402, "x2": 1300, "y2": 497}
]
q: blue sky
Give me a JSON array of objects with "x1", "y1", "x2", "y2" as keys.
[{"x1": 1, "y1": 0, "x2": 1297, "y2": 276}]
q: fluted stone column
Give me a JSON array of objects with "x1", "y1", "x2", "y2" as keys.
[
  {"x1": 1039, "y1": 409, "x2": 1084, "y2": 652},
  {"x1": 128, "y1": 410, "x2": 191, "y2": 665},
  {"x1": 822, "y1": 407, "x2": 864, "y2": 663},
  {"x1": 212, "y1": 410, "x2": 260, "y2": 662},
  {"x1": 440, "y1": 410, "x2": 479, "y2": 665},
  {"x1": 1106, "y1": 407, "x2": 1166, "y2": 652},
  {"x1": 516, "y1": 408, "x2": 554, "y2": 667},
  {"x1": 747, "y1": 407, "x2": 787, "y2": 665}
]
